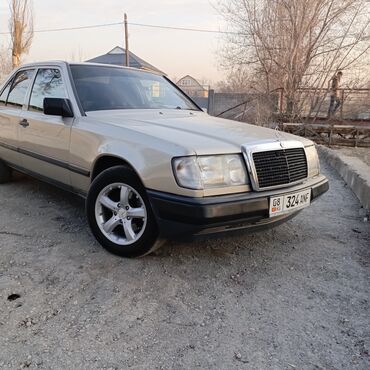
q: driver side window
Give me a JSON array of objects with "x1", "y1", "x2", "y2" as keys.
[{"x1": 29, "y1": 68, "x2": 66, "y2": 112}]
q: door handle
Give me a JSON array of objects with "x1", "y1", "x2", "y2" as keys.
[{"x1": 19, "y1": 119, "x2": 29, "y2": 128}]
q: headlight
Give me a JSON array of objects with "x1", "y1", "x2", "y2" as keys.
[
  {"x1": 172, "y1": 154, "x2": 249, "y2": 190},
  {"x1": 305, "y1": 145, "x2": 320, "y2": 177}
]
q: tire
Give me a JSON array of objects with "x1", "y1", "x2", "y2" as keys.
[
  {"x1": 0, "y1": 159, "x2": 12, "y2": 184},
  {"x1": 86, "y1": 165, "x2": 162, "y2": 258}
]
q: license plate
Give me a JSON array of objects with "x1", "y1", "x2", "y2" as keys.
[{"x1": 269, "y1": 189, "x2": 311, "y2": 217}]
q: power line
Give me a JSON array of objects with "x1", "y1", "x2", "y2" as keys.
[
  {"x1": 1, "y1": 19, "x2": 368, "y2": 40},
  {"x1": 0, "y1": 22, "x2": 123, "y2": 34},
  {"x1": 0, "y1": 20, "x2": 242, "y2": 36},
  {"x1": 128, "y1": 22, "x2": 241, "y2": 35}
]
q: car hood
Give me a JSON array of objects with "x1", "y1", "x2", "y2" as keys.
[{"x1": 87, "y1": 109, "x2": 313, "y2": 155}]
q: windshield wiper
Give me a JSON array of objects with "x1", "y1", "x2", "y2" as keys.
[{"x1": 166, "y1": 106, "x2": 200, "y2": 111}]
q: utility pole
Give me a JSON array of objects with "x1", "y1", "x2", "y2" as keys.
[{"x1": 124, "y1": 13, "x2": 130, "y2": 67}]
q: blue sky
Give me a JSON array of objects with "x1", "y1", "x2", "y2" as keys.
[{"x1": 0, "y1": 0, "x2": 225, "y2": 82}]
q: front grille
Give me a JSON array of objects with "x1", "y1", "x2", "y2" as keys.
[{"x1": 252, "y1": 148, "x2": 307, "y2": 189}]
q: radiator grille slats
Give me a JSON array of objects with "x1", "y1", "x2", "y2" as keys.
[{"x1": 252, "y1": 148, "x2": 307, "y2": 188}]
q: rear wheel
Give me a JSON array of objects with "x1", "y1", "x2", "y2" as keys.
[
  {"x1": 0, "y1": 159, "x2": 12, "y2": 184},
  {"x1": 86, "y1": 166, "x2": 163, "y2": 257}
]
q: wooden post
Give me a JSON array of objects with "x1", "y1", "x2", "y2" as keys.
[
  {"x1": 279, "y1": 88, "x2": 284, "y2": 114},
  {"x1": 329, "y1": 126, "x2": 333, "y2": 147},
  {"x1": 340, "y1": 89, "x2": 344, "y2": 120},
  {"x1": 241, "y1": 102, "x2": 248, "y2": 122},
  {"x1": 124, "y1": 13, "x2": 130, "y2": 67}
]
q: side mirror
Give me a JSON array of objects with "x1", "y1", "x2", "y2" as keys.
[{"x1": 43, "y1": 98, "x2": 74, "y2": 118}]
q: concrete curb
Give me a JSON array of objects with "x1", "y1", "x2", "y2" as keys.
[{"x1": 317, "y1": 145, "x2": 370, "y2": 214}]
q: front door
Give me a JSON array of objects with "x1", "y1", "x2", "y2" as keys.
[{"x1": 18, "y1": 68, "x2": 72, "y2": 186}]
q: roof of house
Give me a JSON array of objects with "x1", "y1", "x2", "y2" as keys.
[
  {"x1": 177, "y1": 75, "x2": 206, "y2": 90},
  {"x1": 86, "y1": 47, "x2": 164, "y2": 74}
]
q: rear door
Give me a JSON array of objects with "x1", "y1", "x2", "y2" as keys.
[
  {"x1": 18, "y1": 67, "x2": 72, "y2": 186},
  {"x1": 0, "y1": 69, "x2": 35, "y2": 166}
]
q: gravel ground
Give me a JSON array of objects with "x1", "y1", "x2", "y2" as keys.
[{"x1": 0, "y1": 161, "x2": 369, "y2": 370}]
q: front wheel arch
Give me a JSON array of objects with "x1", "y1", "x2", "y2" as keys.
[{"x1": 91, "y1": 154, "x2": 143, "y2": 185}]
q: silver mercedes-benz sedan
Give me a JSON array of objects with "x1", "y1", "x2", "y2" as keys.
[{"x1": 0, "y1": 62, "x2": 328, "y2": 257}]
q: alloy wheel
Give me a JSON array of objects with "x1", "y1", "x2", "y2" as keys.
[{"x1": 95, "y1": 182, "x2": 147, "y2": 245}]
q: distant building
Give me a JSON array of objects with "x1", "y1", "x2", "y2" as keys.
[
  {"x1": 177, "y1": 75, "x2": 209, "y2": 98},
  {"x1": 86, "y1": 46, "x2": 164, "y2": 74}
]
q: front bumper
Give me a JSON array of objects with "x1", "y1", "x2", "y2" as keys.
[{"x1": 147, "y1": 175, "x2": 329, "y2": 239}]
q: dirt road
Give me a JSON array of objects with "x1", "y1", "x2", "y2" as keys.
[{"x1": 0, "y1": 162, "x2": 369, "y2": 369}]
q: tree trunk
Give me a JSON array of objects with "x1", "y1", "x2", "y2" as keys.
[{"x1": 12, "y1": 53, "x2": 20, "y2": 68}]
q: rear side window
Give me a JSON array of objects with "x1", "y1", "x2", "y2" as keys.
[
  {"x1": 29, "y1": 68, "x2": 66, "y2": 112},
  {"x1": 0, "y1": 79, "x2": 12, "y2": 106},
  {"x1": 7, "y1": 70, "x2": 35, "y2": 108}
]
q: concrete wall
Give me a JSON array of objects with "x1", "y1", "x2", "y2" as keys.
[{"x1": 318, "y1": 145, "x2": 370, "y2": 214}]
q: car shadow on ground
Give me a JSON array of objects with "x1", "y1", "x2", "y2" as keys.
[{"x1": 7, "y1": 171, "x2": 294, "y2": 264}]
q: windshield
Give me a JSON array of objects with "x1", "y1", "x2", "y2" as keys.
[{"x1": 70, "y1": 65, "x2": 199, "y2": 112}]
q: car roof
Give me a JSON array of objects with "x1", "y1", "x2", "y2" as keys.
[{"x1": 17, "y1": 61, "x2": 164, "y2": 76}]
